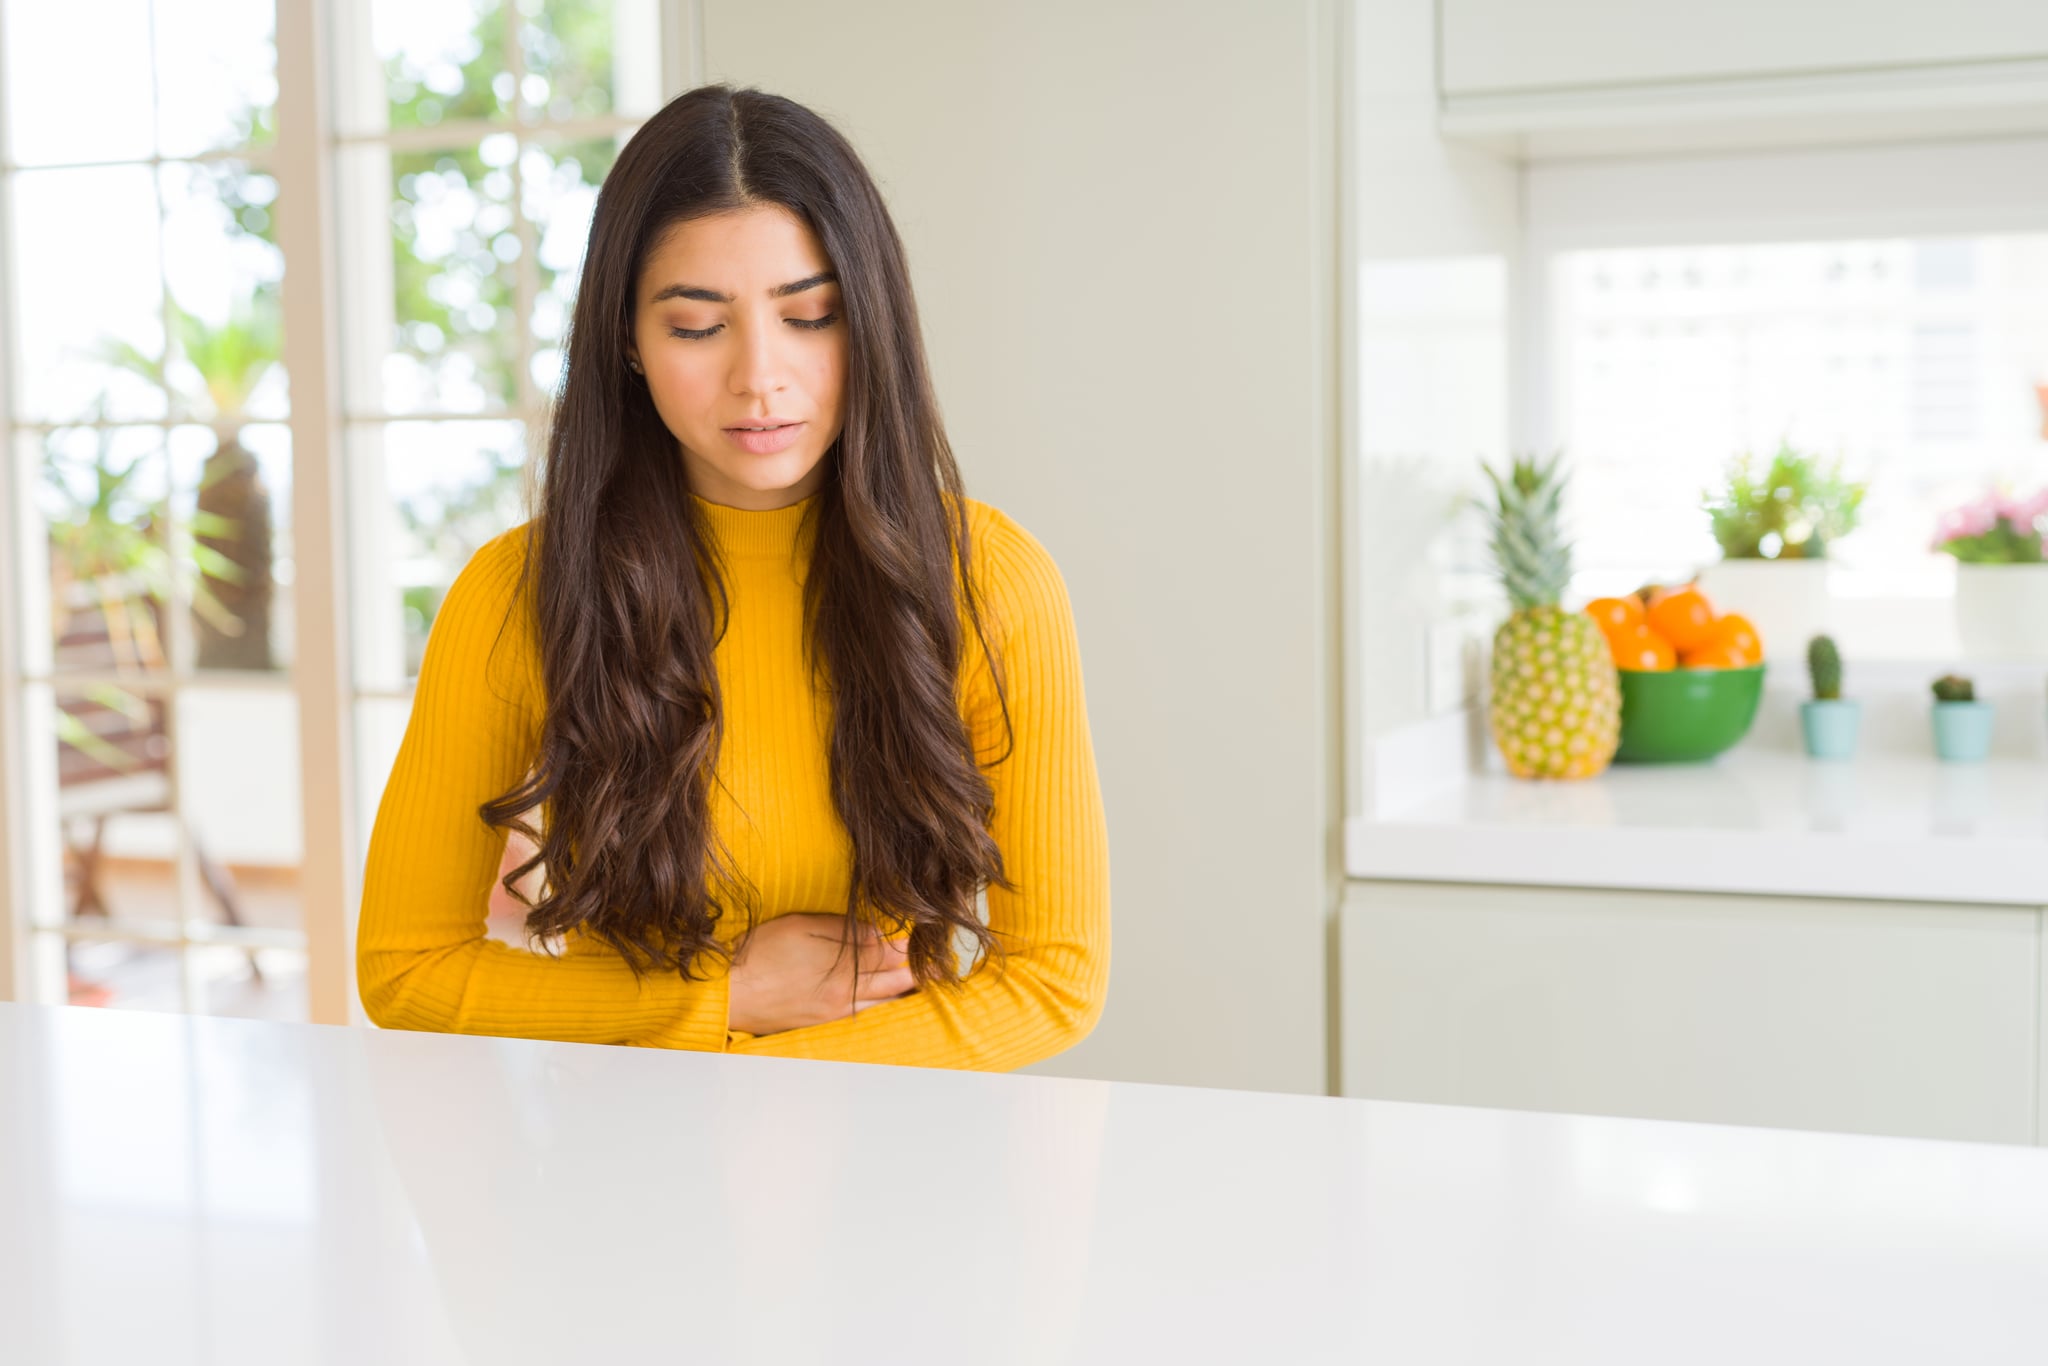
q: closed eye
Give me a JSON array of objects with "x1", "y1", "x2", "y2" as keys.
[{"x1": 669, "y1": 313, "x2": 840, "y2": 341}]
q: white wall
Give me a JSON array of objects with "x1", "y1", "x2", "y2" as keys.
[
  {"x1": 1349, "y1": 0, "x2": 1522, "y2": 780},
  {"x1": 698, "y1": 0, "x2": 1343, "y2": 1094}
]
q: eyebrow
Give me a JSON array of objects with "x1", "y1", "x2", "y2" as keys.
[{"x1": 649, "y1": 271, "x2": 838, "y2": 304}]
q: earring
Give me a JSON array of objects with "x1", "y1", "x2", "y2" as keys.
[{"x1": 628, "y1": 359, "x2": 643, "y2": 375}]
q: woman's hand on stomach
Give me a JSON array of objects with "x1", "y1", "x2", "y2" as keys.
[{"x1": 726, "y1": 912, "x2": 917, "y2": 1036}]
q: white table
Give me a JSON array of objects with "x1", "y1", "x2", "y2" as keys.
[{"x1": 4, "y1": 1002, "x2": 2047, "y2": 1364}]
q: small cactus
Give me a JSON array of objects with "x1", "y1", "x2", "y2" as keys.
[
  {"x1": 1932, "y1": 673, "x2": 1976, "y2": 703},
  {"x1": 1807, "y1": 634, "x2": 1842, "y2": 701}
]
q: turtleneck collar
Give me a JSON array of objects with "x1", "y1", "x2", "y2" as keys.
[{"x1": 691, "y1": 489, "x2": 819, "y2": 563}]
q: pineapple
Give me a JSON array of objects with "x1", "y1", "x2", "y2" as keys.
[{"x1": 1478, "y1": 453, "x2": 1620, "y2": 780}]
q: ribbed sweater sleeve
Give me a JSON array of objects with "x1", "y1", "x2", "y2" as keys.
[
  {"x1": 727, "y1": 509, "x2": 1111, "y2": 1070},
  {"x1": 355, "y1": 529, "x2": 733, "y2": 1049}
]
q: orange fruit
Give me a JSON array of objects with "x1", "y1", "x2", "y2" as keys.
[
  {"x1": 1679, "y1": 643, "x2": 1749, "y2": 670},
  {"x1": 1702, "y1": 612, "x2": 1763, "y2": 664},
  {"x1": 1646, "y1": 588, "x2": 1717, "y2": 652},
  {"x1": 1611, "y1": 625, "x2": 1676, "y2": 671},
  {"x1": 1585, "y1": 596, "x2": 1645, "y2": 638}
]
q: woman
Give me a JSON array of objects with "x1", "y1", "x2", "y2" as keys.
[{"x1": 356, "y1": 85, "x2": 1110, "y2": 1070}]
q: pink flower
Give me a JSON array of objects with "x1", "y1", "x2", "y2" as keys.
[
  {"x1": 1951, "y1": 498, "x2": 2000, "y2": 539},
  {"x1": 2008, "y1": 486, "x2": 2048, "y2": 528}
]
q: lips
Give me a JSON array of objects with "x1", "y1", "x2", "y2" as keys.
[{"x1": 722, "y1": 421, "x2": 806, "y2": 455}]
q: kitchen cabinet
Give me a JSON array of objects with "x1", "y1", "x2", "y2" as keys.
[
  {"x1": 1438, "y1": 0, "x2": 2048, "y2": 96},
  {"x1": 1434, "y1": 0, "x2": 2048, "y2": 157},
  {"x1": 1340, "y1": 879, "x2": 2044, "y2": 1146}
]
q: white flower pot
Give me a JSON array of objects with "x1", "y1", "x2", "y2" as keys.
[
  {"x1": 1953, "y1": 563, "x2": 2048, "y2": 663},
  {"x1": 1692, "y1": 559, "x2": 1832, "y2": 665}
]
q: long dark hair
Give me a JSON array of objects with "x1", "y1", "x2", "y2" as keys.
[{"x1": 480, "y1": 84, "x2": 1016, "y2": 997}]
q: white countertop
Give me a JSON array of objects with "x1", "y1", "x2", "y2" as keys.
[
  {"x1": 5, "y1": 1002, "x2": 2048, "y2": 1364},
  {"x1": 1351, "y1": 696, "x2": 2048, "y2": 904}
]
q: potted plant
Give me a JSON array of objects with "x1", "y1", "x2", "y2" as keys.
[
  {"x1": 44, "y1": 392, "x2": 247, "y2": 678},
  {"x1": 1930, "y1": 674, "x2": 1995, "y2": 762},
  {"x1": 1799, "y1": 634, "x2": 1859, "y2": 760},
  {"x1": 97, "y1": 288, "x2": 282, "y2": 671},
  {"x1": 1933, "y1": 486, "x2": 2048, "y2": 663},
  {"x1": 1695, "y1": 441, "x2": 1867, "y2": 662}
]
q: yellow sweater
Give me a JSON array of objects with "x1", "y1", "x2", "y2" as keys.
[{"x1": 356, "y1": 490, "x2": 1109, "y2": 1070}]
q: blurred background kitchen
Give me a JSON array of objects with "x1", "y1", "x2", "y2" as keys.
[{"x1": 3, "y1": 0, "x2": 2046, "y2": 1147}]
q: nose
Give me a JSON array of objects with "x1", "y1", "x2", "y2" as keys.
[{"x1": 728, "y1": 315, "x2": 790, "y2": 400}]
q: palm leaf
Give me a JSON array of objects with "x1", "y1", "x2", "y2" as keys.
[{"x1": 55, "y1": 708, "x2": 143, "y2": 772}]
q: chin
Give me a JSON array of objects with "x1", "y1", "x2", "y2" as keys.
[
  {"x1": 696, "y1": 443, "x2": 829, "y2": 502},
  {"x1": 728, "y1": 456, "x2": 818, "y2": 491}
]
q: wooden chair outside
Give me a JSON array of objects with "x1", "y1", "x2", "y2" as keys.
[{"x1": 55, "y1": 583, "x2": 263, "y2": 994}]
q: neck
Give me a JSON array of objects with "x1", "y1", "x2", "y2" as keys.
[{"x1": 691, "y1": 489, "x2": 817, "y2": 562}]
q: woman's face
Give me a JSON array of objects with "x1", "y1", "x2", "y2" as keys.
[{"x1": 627, "y1": 205, "x2": 848, "y2": 510}]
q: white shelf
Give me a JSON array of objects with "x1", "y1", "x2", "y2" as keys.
[{"x1": 1351, "y1": 746, "x2": 2048, "y2": 905}]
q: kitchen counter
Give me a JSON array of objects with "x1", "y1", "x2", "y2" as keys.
[
  {"x1": 1351, "y1": 709, "x2": 2048, "y2": 904},
  {"x1": 5, "y1": 1002, "x2": 2048, "y2": 1363}
]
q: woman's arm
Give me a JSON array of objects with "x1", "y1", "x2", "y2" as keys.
[
  {"x1": 356, "y1": 528, "x2": 733, "y2": 1050},
  {"x1": 728, "y1": 512, "x2": 1110, "y2": 1070}
]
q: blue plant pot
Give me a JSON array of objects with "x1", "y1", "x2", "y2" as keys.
[
  {"x1": 1799, "y1": 699, "x2": 1861, "y2": 759},
  {"x1": 1931, "y1": 701, "x2": 1995, "y2": 762}
]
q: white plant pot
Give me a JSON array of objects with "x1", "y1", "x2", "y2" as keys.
[
  {"x1": 1692, "y1": 559, "x2": 1832, "y2": 665},
  {"x1": 1953, "y1": 563, "x2": 2048, "y2": 663}
]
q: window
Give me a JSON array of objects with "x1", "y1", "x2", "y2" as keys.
[
  {"x1": 3, "y1": 0, "x2": 297, "y2": 1015},
  {"x1": 1512, "y1": 134, "x2": 2048, "y2": 663},
  {"x1": 1, "y1": 0, "x2": 686, "y2": 1019},
  {"x1": 1554, "y1": 234, "x2": 2048, "y2": 614}
]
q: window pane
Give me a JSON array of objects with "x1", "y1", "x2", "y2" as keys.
[
  {"x1": 1554, "y1": 235, "x2": 2048, "y2": 601},
  {"x1": 53, "y1": 681, "x2": 176, "y2": 947},
  {"x1": 46, "y1": 678, "x2": 310, "y2": 1019},
  {"x1": 9, "y1": 166, "x2": 166, "y2": 424},
  {"x1": 356, "y1": 138, "x2": 522, "y2": 413},
  {"x1": 41, "y1": 940, "x2": 305, "y2": 1020},
  {"x1": 364, "y1": 0, "x2": 514, "y2": 134},
  {"x1": 2, "y1": 0, "x2": 155, "y2": 166},
  {"x1": 171, "y1": 685, "x2": 305, "y2": 1018},
  {"x1": 523, "y1": 134, "x2": 616, "y2": 398},
  {"x1": 161, "y1": 160, "x2": 290, "y2": 424},
  {"x1": 170, "y1": 423, "x2": 293, "y2": 674},
  {"x1": 193, "y1": 944, "x2": 309, "y2": 1020},
  {"x1": 353, "y1": 0, "x2": 661, "y2": 134},
  {"x1": 349, "y1": 419, "x2": 530, "y2": 690},
  {"x1": 42, "y1": 431, "x2": 175, "y2": 678},
  {"x1": 62, "y1": 939, "x2": 184, "y2": 1012},
  {"x1": 518, "y1": 0, "x2": 663, "y2": 123},
  {"x1": 153, "y1": 0, "x2": 277, "y2": 158},
  {"x1": 48, "y1": 938, "x2": 305, "y2": 1019}
]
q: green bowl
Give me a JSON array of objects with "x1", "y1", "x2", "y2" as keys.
[{"x1": 1615, "y1": 663, "x2": 1767, "y2": 763}]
